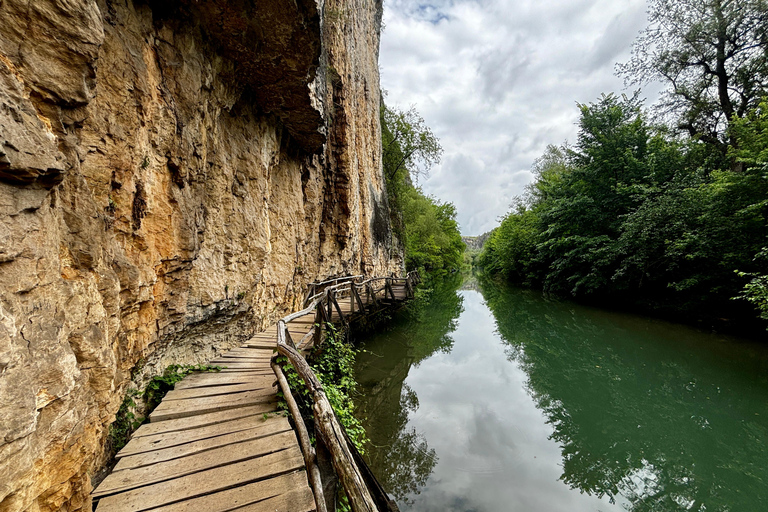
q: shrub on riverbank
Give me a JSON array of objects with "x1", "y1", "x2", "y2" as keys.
[{"x1": 479, "y1": 95, "x2": 768, "y2": 333}]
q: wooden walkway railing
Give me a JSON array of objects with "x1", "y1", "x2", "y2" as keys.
[{"x1": 91, "y1": 271, "x2": 419, "y2": 512}]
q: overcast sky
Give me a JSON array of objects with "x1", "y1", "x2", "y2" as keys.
[{"x1": 379, "y1": 0, "x2": 661, "y2": 235}]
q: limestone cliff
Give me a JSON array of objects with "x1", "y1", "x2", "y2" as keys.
[{"x1": 0, "y1": 0, "x2": 399, "y2": 510}]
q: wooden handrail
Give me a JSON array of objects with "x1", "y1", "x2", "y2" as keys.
[
  {"x1": 271, "y1": 360, "x2": 327, "y2": 512},
  {"x1": 276, "y1": 342, "x2": 377, "y2": 512},
  {"x1": 304, "y1": 275, "x2": 364, "y2": 306},
  {"x1": 311, "y1": 275, "x2": 364, "y2": 288},
  {"x1": 272, "y1": 271, "x2": 419, "y2": 512}
]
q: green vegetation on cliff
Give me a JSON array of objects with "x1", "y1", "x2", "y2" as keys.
[{"x1": 381, "y1": 103, "x2": 465, "y2": 280}]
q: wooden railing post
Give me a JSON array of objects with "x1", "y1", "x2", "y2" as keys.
[
  {"x1": 332, "y1": 293, "x2": 347, "y2": 327},
  {"x1": 366, "y1": 282, "x2": 379, "y2": 307},
  {"x1": 271, "y1": 360, "x2": 328, "y2": 512},
  {"x1": 352, "y1": 285, "x2": 365, "y2": 312},
  {"x1": 314, "y1": 304, "x2": 323, "y2": 347},
  {"x1": 386, "y1": 278, "x2": 396, "y2": 301}
]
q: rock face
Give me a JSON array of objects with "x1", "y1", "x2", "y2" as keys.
[{"x1": 0, "y1": 0, "x2": 398, "y2": 510}]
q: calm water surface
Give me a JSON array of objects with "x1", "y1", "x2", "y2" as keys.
[{"x1": 353, "y1": 279, "x2": 768, "y2": 512}]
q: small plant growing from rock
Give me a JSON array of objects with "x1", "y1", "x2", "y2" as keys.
[{"x1": 144, "y1": 364, "x2": 222, "y2": 411}]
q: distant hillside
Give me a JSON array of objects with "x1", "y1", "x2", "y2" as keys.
[{"x1": 462, "y1": 231, "x2": 491, "y2": 252}]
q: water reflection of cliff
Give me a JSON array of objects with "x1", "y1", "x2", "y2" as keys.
[
  {"x1": 479, "y1": 279, "x2": 768, "y2": 512},
  {"x1": 354, "y1": 276, "x2": 465, "y2": 503}
]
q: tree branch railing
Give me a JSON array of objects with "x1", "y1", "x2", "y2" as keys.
[
  {"x1": 303, "y1": 275, "x2": 364, "y2": 307},
  {"x1": 273, "y1": 271, "x2": 419, "y2": 512}
]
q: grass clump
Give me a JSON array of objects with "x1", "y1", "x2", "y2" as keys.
[{"x1": 108, "y1": 364, "x2": 222, "y2": 454}]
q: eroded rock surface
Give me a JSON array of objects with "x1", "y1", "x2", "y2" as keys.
[{"x1": 0, "y1": 0, "x2": 396, "y2": 510}]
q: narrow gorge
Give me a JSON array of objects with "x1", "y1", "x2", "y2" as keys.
[{"x1": 0, "y1": 0, "x2": 399, "y2": 510}]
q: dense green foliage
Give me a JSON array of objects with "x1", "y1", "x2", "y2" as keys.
[
  {"x1": 310, "y1": 324, "x2": 368, "y2": 451},
  {"x1": 480, "y1": 0, "x2": 768, "y2": 332},
  {"x1": 109, "y1": 389, "x2": 143, "y2": 453},
  {"x1": 381, "y1": 104, "x2": 465, "y2": 280},
  {"x1": 619, "y1": 0, "x2": 768, "y2": 150},
  {"x1": 276, "y1": 323, "x2": 368, "y2": 453},
  {"x1": 479, "y1": 94, "x2": 768, "y2": 330}
]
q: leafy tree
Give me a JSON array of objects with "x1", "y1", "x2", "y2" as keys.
[
  {"x1": 619, "y1": 0, "x2": 768, "y2": 149},
  {"x1": 380, "y1": 101, "x2": 464, "y2": 280},
  {"x1": 477, "y1": 200, "x2": 540, "y2": 284},
  {"x1": 401, "y1": 187, "x2": 464, "y2": 278},
  {"x1": 381, "y1": 104, "x2": 443, "y2": 183},
  {"x1": 478, "y1": 93, "x2": 768, "y2": 331},
  {"x1": 535, "y1": 94, "x2": 653, "y2": 295},
  {"x1": 736, "y1": 262, "x2": 768, "y2": 327}
]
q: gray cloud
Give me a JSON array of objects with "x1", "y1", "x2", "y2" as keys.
[{"x1": 380, "y1": 0, "x2": 658, "y2": 235}]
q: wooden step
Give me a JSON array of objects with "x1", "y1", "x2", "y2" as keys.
[
  {"x1": 174, "y1": 372, "x2": 270, "y2": 390},
  {"x1": 94, "y1": 447, "x2": 305, "y2": 511},
  {"x1": 94, "y1": 431, "x2": 298, "y2": 497},
  {"x1": 131, "y1": 404, "x2": 279, "y2": 438},
  {"x1": 163, "y1": 381, "x2": 276, "y2": 401},
  {"x1": 118, "y1": 414, "x2": 290, "y2": 458},
  {"x1": 149, "y1": 389, "x2": 277, "y2": 422},
  {"x1": 114, "y1": 424, "x2": 294, "y2": 472},
  {"x1": 148, "y1": 471, "x2": 314, "y2": 512}
]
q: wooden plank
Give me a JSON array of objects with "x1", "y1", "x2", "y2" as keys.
[
  {"x1": 215, "y1": 354, "x2": 274, "y2": 361},
  {"x1": 216, "y1": 349, "x2": 275, "y2": 358},
  {"x1": 248, "y1": 332, "x2": 277, "y2": 339},
  {"x1": 118, "y1": 414, "x2": 290, "y2": 458},
  {"x1": 242, "y1": 342, "x2": 277, "y2": 350},
  {"x1": 218, "y1": 368, "x2": 274, "y2": 374},
  {"x1": 149, "y1": 471, "x2": 313, "y2": 512},
  {"x1": 221, "y1": 346, "x2": 276, "y2": 354},
  {"x1": 210, "y1": 362, "x2": 269, "y2": 369},
  {"x1": 95, "y1": 447, "x2": 305, "y2": 511},
  {"x1": 174, "y1": 372, "x2": 270, "y2": 390},
  {"x1": 114, "y1": 421, "x2": 293, "y2": 471},
  {"x1": 149, "y1": 389, "x2": 277, "y2": 422},
  {"x1": 210, "y1": 357, "x2": 272, "y2": 365},
  {"x1": 131, "y1": 404, "x2": 279, "y2": 438},
  {"x1": 163, "y1": 381, "x2": 275, "y2": 401},
  {"x1": 216, "y1": 367, "x2": 274, "y2": 377},
  {"x1": 94, "y1": 431, "x2": 298, "y2": 497},
  {"x1": 234, "y1": 487, "x2": 316, "y2": 512}
]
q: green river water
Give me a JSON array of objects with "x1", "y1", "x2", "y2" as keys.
[{"x1": 352, "y1": 278, "x2": 768, "y2": 512}]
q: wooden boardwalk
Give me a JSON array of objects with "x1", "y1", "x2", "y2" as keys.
[{"x1": 92, "y1": 277, "x2": 411, "y2": 512}]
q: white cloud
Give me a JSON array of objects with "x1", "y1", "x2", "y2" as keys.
[{"x1": 380, "y1": 0, "x2": 658, "y2": 235}]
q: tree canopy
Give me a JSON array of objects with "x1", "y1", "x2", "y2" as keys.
[
  {"x1": 381, "y1": 104, "x2": 443, "y2": 183},
  {"x1": 380, "y1": 103, "x2": 464, "y2": 281},
  {"x1": 479, "y1": 93, "x2": 768, "y2": 333},
  {"x1": 619, "y1": 0, "x2": 768, "y2": 149}
]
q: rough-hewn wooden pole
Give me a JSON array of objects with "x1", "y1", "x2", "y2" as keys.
[
  {"x1": 366, "y1": 283, "x2": 378, "y2": 307},
  {"x1": 276, "y1": 343, "x2": 377, "y2": 512},
  {"x1": 332, "y1": 294, "x2": 347, "y2": 327},
  {"x1": 271, "y1": 360, "x2": 328, "y2": 512},
  {"x1": 352, "y1": 285, "x2": 365, "y2": 312}
]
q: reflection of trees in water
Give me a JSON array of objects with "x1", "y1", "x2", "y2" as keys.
[
  {"x1": 354, "y1": 277, "x2": 464, "y2": 504},
  {"x1": 367, "y1": 384, "x2": 436, "y2": 504},
  {"x1": 480, "y1": 278, "x2": 768, "y2": 512}
]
